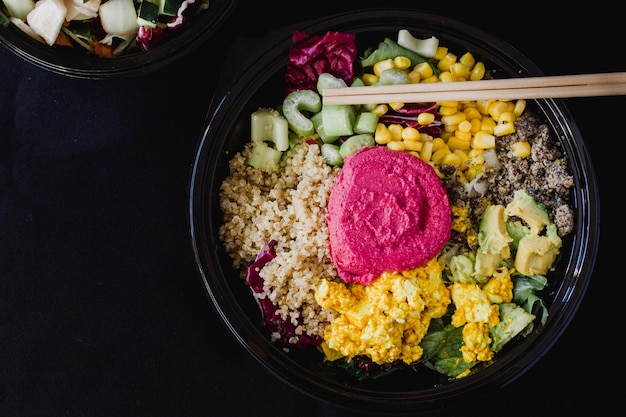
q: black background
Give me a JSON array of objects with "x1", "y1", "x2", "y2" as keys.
[{"x1": 0, "y1": 1, "x2": 618, "y2": 416}]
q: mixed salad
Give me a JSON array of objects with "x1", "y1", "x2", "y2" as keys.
[
  {"x1": 218, "y1": 29, "x2": 574, "y2": 380},
  {"x1": 0, "y1": 0, "x2": 210, "y2": 56}
]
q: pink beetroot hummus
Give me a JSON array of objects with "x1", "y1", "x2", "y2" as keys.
[{"x1": 327, "y1": 146, "x2": 451, "y2": 285}]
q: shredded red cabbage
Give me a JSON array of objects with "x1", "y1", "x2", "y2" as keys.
[
  {"x1": 285, "y1": 31, "x2": 358, "y2": 95},
  {"x1": 246, "y1": 240, "x2": 321, "y2": 349},
  {"x1": 379, "y1": 103, "x2": 443, "y2": 136},
  {"x1": 246, "y1": 240, "x2": 277, "y2": 292}
]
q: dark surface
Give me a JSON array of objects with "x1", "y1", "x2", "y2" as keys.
[{"x1": 0, "y1": 1, "x2": 618, "y2": 416}]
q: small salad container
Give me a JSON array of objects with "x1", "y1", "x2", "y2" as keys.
[
  {"x1": 189, "y1": 8, "x2": 599, "y2": 414},
  {"x1": 0, "y1": 0, "x2": 238, "y2": 78}
]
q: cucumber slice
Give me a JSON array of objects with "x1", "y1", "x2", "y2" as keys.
[
  {"x1": 321, "y1": 143, "x2": 344, "y2": 167},
  {"x1": 397, "y1": 29, "x2": 439, "y2": 59},
  {"x1": 311, "y1": 112, "x2": 340, "y2": 144},
  {"x1": 321, "y1": 104, "x2": 355, "y2": 137},
  {"x1": 316, "y1": 73, "x2": 347, "y2": 96},
  {"x1": 353, "y1": 112, "x2": 379, "y2": 134},
  {"x1": 247, "y1": 142, "x2": 283, "y2": 173},
  {"x1": 160, "y1": 0, "x2": 182, "y2": 16},
  {"x1": 339, "y1": 134, "x2": 375, "y2": 158},
  {"x1": 282, "y1": 89, "x2": 321, "y2": 137},
  {"x1": 250, "y1": 108, "x2": 289, "y2": 151},
  {"x1": 378, "y1": 68, "x2": 409, "y2": 85},
  {"x1": 137, "y1": 0, "x2": 159, "y2": 28}
]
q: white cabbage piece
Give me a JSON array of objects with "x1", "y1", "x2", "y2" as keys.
[
  {"x1": 3, "y1": 0, "x2": 35, "y2": 20},
  {"x1": 98, "y1": 0, "x2": 139, "y2": 37},
  {"x1": 26, "y1": 0, "x2": 67, "y2": 46}
]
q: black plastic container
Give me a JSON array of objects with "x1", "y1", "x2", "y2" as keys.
[
  {"x1": 0, "y1": 0, "x2": 238, "y2": 78},
  {"x1": 189, "y1": 9, "x2": 599, "y2": 414}
]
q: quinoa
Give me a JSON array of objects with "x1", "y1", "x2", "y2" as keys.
[{"x1": 219, "y1": 142, "x2": 341, "y2": 343}]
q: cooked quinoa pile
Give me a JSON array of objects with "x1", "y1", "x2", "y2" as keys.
[{"x1": 219, "y1": 143, "x2": 341, "y2": 343}]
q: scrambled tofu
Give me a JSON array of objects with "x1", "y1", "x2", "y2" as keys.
[
  {"x1": 451, "y1": 204, "x2": 478, "y2": 247},
  {"x1": 449, "y1": 267, "x2": 514, "y2": 363},
  {"x1": 315, "y1": 258, "x2": 450, "y2": 365}
]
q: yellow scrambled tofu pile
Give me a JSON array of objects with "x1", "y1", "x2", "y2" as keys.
[
  {"x1": 315, "y1": 259, "x2": 516, "y2": 367},
  {"x1": 314, "y1": 258, "x2": 450, "y2": 365},
  {"x1": 449, "y1": 267, "x2": 514, "y2": 363}
]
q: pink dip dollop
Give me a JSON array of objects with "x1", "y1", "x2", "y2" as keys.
[{"x1": 327, "y1": 146, "x2": 451, "y2": 285}]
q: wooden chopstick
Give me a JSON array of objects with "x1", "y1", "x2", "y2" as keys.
[{"x1": 322, "y1": 72, "x2": 626, "y2": 105}]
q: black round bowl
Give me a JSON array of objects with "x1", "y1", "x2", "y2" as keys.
[
  {"x1": 0, "y1": 0, "x2": 238, "y2": 78},
  {"x1": 189, "y1": 8, "x2": 599, "y2": 414}
]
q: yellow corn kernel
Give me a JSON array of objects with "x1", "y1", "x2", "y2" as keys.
[
  {"x1": 371, "y1": 104, "x2": 389, "y2": 117},
  {"x1": 454, "y1": 129, "x2": 472, "y2": 142},
  {"x1": 388, "y1": 124, "x2": 404, "y2": 141},
  {"x1": 417, "y1": 112, "x2": 436, "y2": 125},
  {"x1": 498, "y1": 111, "x2": 516, "y2": 124},
  {"x1": 459, "y1": 52, "x2": 475, "y2": 69},
  {"x1": 387, "y1": 140, "x2": 406, "y2": 151},
  {"x1": 513, "y1": 99, "x2": 527, "y2": 117},
  {"x1": 420, "y1": 140, "x2": 434, "y2": 162},
  {"x1": 459, "y1": 100, "x2": 476, "y2": 109},
  {"x1": 506, "y1": 101, "x2": 515, "y2": 113},
  {"x1": 438, "y1": 101, "x2": 460, "y2": 108},
  {"x1": 440, "y1": 130, "x2": 453, "y2": 141},
  {"x1": 444, "y1": 123, "x2": 458, "y2": 133},
  {"x1": 439, "y1": 71, "x2": 457, "y2": 83},
  {"x1": 470, "y1": 118, "x2": 482, "y2": 133},
  {"x1": 476, "y1": 100, "x2": 493, "y2": 115},
  {"x1": 472, "y1": 131, "x2": 496, "y2": 149},
  {"x1": 441, "y1": 112, "x2": 467, "y2": 126},
  {"x1": 403, "y1": 139, "x2": 423, "y2": 152},
  {"x1": 414, "y1": 62, "x2": 434, "y2": 79},
  {"x1": 431, "y1": 137, "x2": 447, "y2": 151},
  {"x1": 373, "y1": 58, "x2": 395, "y2": 77},
  {"x1": 437, "y1": 52, "x2": 457, "y2": 72},
  {"x1": 401, "y1": 126, "x2": 420, "y2": 141},
  {"x1": 488, "y1": 101, "x2": 509, "y2": 121},
  {"x1": 442, "y1": 152, "x2": 462, "y2": 166},
  {"x1": 421, "y1": 75, "x2": 440, "y2": 83},
  {"x1": 432, "y1": 146, "x2": 451, "y2": 163},
  {"x1": 454, "y1": 149, "x2": 470, "y2": 164},
  {"x1": 481, "y1": 117, "x2": 496, "y2": 134},
  {"x1": 393, "y1": 56, "x2": 412, "y2": 70},
  {"x1": 465, "y1": 164, "x2": 482, "y2": 181},
  {"x1": 407, "y1": 70, "x2": 421, "y2": 84},
  {"x1": 447, "y1": 136, "x2": 471, "y2": 151},
  {"x1": 457, "y1": 120, "x2": 472, "y2": 133},
  {"x1": 362, "y1": 73, "x2": 379, "y2": 85},
  {"x1": 468, "y1": 148, "x2": 484, "y2": 160},
  {"x1": 439, "y1": 105, "x2": 459, "y2": 116},
  {"x1": 375, "y1": 123, "x2": 391, "y2": 144},
  {"x1": 511, "y1": 141, "x2": 531, "y2": 157},
  {"x1": 434, "y1": 46, "x2": 448, "y2": 60},
  {"x1": 469, "y1": 61, "x2": 486, "y2": 81},
  {"x1": 389, "y1": 102, "x2": 405, "y2": 110},
  {"x1": 463, "y1": 107, "x2": 482, "y2": 120},
  {"x1": 494, "y1": 121, "x2": 516, "y2": 136},
  {"x1": 420, "y1": 132, "x2": 433, "y2": 142},
  {"x1": 451, "y1": 62, "x2": 470, "y2": 79}
]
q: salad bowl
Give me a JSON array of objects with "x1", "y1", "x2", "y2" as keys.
[
  {"x1": 0, "y1": 0, "x2": 238, "y2": 78},
  {"x1": 189, "y1": 8, "x2": 599, "y2": 414}
]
